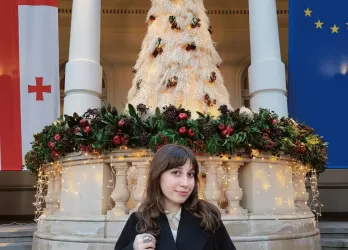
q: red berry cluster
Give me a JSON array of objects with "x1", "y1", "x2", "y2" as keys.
[
  {"x1": 112, "y1": 135, "x2": 129, "y2": 146},
  {"x1": 112, "y1": 119, "x2": 130, "y2": 146},
  {"x1": 78, "y1": 118, "x2": 91, "y2": 134},
  {"x1": 75, "y1": 118, "x2": 94, "y2": 153},
  {"x1": 49, "y1": 132, "x2": 61, "y2": 157},
  {"x1": 177, "y1": 112, "x2": 195, "y2": 137},
  {"x1": 188, "y1": 139, "x2": 206, "y2": 156},
  {"x1": 260, "y1": 127, "x2": 274, "y2": 149},
  {"x1": 295, "y1": 141, "x2": 306, "y2": 154},
  {"x1": 156, "y1": 134, "x2": 168, "y2": 151},
  {"x1": 218, "y1": 124, "x2": 234, "y2": 138}
]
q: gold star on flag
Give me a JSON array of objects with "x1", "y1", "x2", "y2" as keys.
[
  {"x1": 304, "y1": 8, "x2": 312, "y2": 17},
  {"x1": 315, "y1": 20, "x2": 324, "y2": 29},
  {"x1": 331, "y1": 24, "x2": 339, "y2": 33}
]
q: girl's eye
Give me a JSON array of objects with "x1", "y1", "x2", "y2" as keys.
[
  {"x1": 188, "y1": 172, "x2": 195, "y2": 178},
  {"x1": 172, "y1": 171, "x2": 181, "y2": 176}
]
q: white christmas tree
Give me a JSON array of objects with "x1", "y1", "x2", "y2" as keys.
[{"x1": 127, "y1": 0, "x2": 232, "y2": 117}]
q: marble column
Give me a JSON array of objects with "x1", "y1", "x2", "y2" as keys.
[
  {"x1": 63, "y1": 0, "x2": 102, "y2": 115},
  {"x1": 248, "y1": 0, "x2": 288, "y2": 117}
]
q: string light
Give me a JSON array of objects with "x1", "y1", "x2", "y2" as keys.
[{"x1": 32, "y1": 150, "x2": 323, "y2": 233}]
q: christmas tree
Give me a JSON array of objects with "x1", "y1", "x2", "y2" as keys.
[{"x1": 127, "y1": 0, "x2": 232, "y2": 117}]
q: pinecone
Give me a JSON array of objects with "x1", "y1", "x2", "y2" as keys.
[
  {"x1": 91, "y1": 117, "x2": 103, "y2": 129},
  {"x1": 163, "y1": 105, "x2": 178, "y2": 124},
  {"x1": 137, "y1": 104, "x2": 149, "y2": 115},
  {"x1": 60, "y1": 138, "x2": 69, "y2": 148},
  {"x1": 42, "y1": 125, "x2": 51, "y2": 134},
  {"x1": 139, "y1": 132, "x2": 151, "y2": 147},
  {"x1": 230, "y1": 108, "x2": 240, "y2": 120},
  {"x1": 66, "y1": 128, "x2": 74, "y2": 138},
  {"x1": 200, "y1": 122, "x2": 216, "y2": 139},
  {"x1": 218, "y1": 105, "x2": 229, "y2": 115},
  {"x1": 121, "y1": 116, "x2": 133, "y2": 129},
  {"x1": 270, "y1": 128, "x2": 283, "y2": 138}
]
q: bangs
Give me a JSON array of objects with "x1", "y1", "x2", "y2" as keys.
[{"x1": 163, "y1": 146, "x2": 198, "y2": 172}]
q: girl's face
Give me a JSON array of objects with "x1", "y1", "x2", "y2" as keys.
[{"x1": 160, "y1": 160, "x2": 195, "y2": 211}]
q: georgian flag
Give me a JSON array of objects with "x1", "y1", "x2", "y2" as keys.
[{"x1": 0, "y1": 0, "x2": 60, "y2": 170}]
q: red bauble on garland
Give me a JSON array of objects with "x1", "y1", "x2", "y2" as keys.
[
  {"x1": 188, "y1": 129, "x2": 195, "y2": 138},
  {"x1": 113, "y1": 136, "x2": 121, "y2": 145},
  {"x1": 179, "y1": 126, "x2": 187, "y2": 135},
  {"x1": 118, "y1": 119, "x2": 125, "y2": 127},
  {"x1": 178, "y1": 112, "x2": 188, "y2": 120},
  {"x1": 79, "y1": 118, "x2": 89, "y2": 127}
]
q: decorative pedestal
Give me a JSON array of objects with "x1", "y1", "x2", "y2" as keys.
[
  {"x1": 239, "y1": 156, "x2": 295, "y2": 214},
  {"x1": 32, "y1": 151, "x2": 321, "y2": 250}
]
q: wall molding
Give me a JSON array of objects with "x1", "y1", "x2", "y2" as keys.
[{"x1": 58, "y1": 8, "x2": 289, "y2": 16}]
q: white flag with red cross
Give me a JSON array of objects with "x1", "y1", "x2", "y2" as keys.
[{"x1": 0, "y1": 0, "x2": 60, "y2": 170}]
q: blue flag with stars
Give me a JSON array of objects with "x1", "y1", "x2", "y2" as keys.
[{"x1": 288, "y1": 0, "x2": 348, "y2": 169}]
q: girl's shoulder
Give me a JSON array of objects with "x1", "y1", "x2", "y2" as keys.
[
  {"x1": 125, "y1": 212, "x2": 140, "y2": 226},
  {"x1": 196, "y1": 199, "x2": 221, "y2": 218}
]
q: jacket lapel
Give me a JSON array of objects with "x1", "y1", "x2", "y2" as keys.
[
  {"x1": 176, "y1": 208, "x2": 210, "y2": 250},
  {"x1": 156, "y1": 213, "x2": 177, "y2": 250}
]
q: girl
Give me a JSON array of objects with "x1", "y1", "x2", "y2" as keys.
[{"x1": 115, "y1": 144, "x2": 236, "y2": 250}]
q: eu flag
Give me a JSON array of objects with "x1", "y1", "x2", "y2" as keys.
[{"x1": 288, "y1": 0, "x2": 348, "y2": 168}]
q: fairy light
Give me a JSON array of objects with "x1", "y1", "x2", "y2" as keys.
[
  {"x1": 31, "y1": 148, "x2": 323, "y2": 238},
  {"x1": 309, "y1": 169, "x2": 323, "y2": 224}
]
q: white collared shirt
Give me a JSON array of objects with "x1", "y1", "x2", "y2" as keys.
[{"x1": 165, "y1": 207, "x2": 182, "y2": 242}]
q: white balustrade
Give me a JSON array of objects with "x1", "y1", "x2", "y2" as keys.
[{"x1": 40, "y1": 152, "x2": 313, "y2": 219}]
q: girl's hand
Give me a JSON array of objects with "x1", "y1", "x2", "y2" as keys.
[{"x1": 133, "y1": 233, "x2": 156, "y2": 250}]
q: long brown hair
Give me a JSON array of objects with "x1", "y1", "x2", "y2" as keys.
[{"x1": 136, "y1": 144, "x2": 221, "y2": 235}]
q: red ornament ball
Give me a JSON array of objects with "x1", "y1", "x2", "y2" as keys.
[
  {"x1": 79, "y1": 118, "x2": 89, "y2": 127},
  {"x1": 179, "y1": 127, "x2": 187, "y2": 135},
  {"x1": 113, "y1": 136, "x2": 121, "y2": 145},
  {"x1": 118, "y1": 119, "x2": 125, "y2": 127},
  {"x1": 178, "y1": 113, "x2": 188, "y2": 120},
  {"x1": 188, "y1": 129, "x2": 195, "y2": 137}
]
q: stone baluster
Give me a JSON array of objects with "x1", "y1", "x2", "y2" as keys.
[
  {"x1": 202, "y1": 160, "x2": 222, "y2": 209},
  {"x1": 132, "y1": 161, "x2": 151, "y2": 211},
  {"x1": 292, "y1": 164, "x2": 311, "y2": 214},
  {"x1": 224, "y1": 161, "x2": 247, "y2": 215},
  {"x1": 110, "y1": 162, "x2": 130, "y2": 216}
]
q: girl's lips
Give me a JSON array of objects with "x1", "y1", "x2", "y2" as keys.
[{"x1": 176, "y1": 191, "x2": 189, "y2": 196}]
